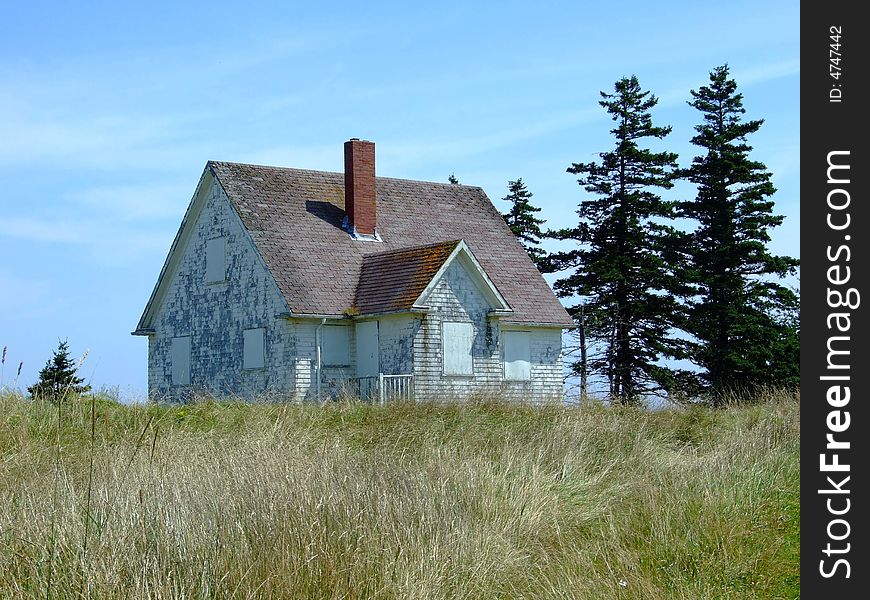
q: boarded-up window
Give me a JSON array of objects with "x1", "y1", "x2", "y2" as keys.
[
  {"x1": 356, "y1": 320, "x2": 379, "y2": 377},
  {"x1": 243, "y1": 328, "x2": 265, "y2": 369},
  {"x1": 206, "y1": 237, "x2": 226, "y2": 282},
  {"x1": 323, "y1": 325, "x2": 351, "y2": 366},
  {"x1": 443, "y1": 321, "x2": 474, "y2": 375},
  {"x1": 171, "y1": 336, "x2": 191, "y2": 385},
  {"x1": 503, "y1": 331, "x2": 531, "y2": 380}
]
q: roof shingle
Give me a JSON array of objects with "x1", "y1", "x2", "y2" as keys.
[
  {"x1": 354, "y1": 240, "x2": 460, "y2": 315},
  {"x1": 208, "y1": 161, "x2": 573, "y2": 326}
]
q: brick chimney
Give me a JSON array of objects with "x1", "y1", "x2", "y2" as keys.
[{"x1": 344, "y1": 138, "x2": 377, "y2": 237}]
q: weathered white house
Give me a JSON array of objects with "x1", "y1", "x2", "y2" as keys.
[{"x1": 133, "y1": 139, "x2": 573, "y2": 402}]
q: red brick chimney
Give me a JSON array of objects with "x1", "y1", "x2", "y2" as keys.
[{"x1": 344, "y1": 138, "x2": 377, "y2": 237}]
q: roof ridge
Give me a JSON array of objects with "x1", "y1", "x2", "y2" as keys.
[
  {"x1": 362, "y1": 239, "x2": 462, "y2": 260},
  {"x1": 208, "y1": 160, "x2": 483, "y2": 190}
]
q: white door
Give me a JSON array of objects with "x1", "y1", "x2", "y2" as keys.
[{"x1": 356, "y1": 320, "x2": 379, "y2": 377}]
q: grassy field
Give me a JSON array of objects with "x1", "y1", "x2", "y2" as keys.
[{"x1": 0, "y1": 391, "x2": 799, "y2": 599}]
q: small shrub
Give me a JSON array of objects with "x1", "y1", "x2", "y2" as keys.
[{"x1": 26, "y1": 339, "x2": 91, "y2": 403}]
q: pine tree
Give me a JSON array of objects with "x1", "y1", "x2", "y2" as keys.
[
  {"x1": 27, "y1": 339, "x2": 91, "y2": 402},
  {"x1": 680, "y1": 65, "x2": 799, "y2": 401},
  {"x1": 766, "y1": 286, "x2": 800, "y2": 388},
  {"x1": 549, "y1": 75, "x2": 687, "y2": 403},
  {"x1": 501, "y1": 178, "x2": 549, "y2": 271}
]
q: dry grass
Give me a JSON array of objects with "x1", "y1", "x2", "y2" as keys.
[{"x1": 0, "y1": 391, "x2": 799, "y2": 599}]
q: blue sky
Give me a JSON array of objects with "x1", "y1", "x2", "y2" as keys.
[{"x1": 0, "y1": 1, "x2": 799, "y2": 399}]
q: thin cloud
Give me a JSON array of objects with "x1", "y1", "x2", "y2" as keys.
[
  {"x1": 380, "y1": 106, "x2": 604, "y2": 170},
  {"x1": 734, "y1": 59, "x2": 800, "y2": 87},
  {"x1": 235, "y1": 143, "x2": 344, "y2": 173},
  {"x1": 655, "y1": 59, "x2": 800, "y2": 108},
  {"x1": 378, "y1": 58, "x2": 798, "y2": 169},
  {"x1": 70, "y1": 181, "x2": 194, "y2": 221},
  {"x1": 0, "y1": 217, "x2": 85, "y2": 243},
  {"x1": 0, "y1": 216, "x2": 173, "y2": 265},
  {"x1": 0, "y1": 101, "x2": 211, "y2": 169}
]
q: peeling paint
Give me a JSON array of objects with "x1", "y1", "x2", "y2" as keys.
[{"x1": 147, "y1": 180, "x2": 293, "y2": 400}]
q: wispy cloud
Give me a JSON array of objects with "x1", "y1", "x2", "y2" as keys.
[
  {"x1": 0, "y1": 216, "x2": 173, "y2": 265},
  {"x1": 0, "y1": 24, "x2": 366, "y2": 171},
  {"x1": 379, "y1": 106, "x2": 604, "y2": 170},
  {"x1": 0, "y1": 217, "x2": 85, "y2": 243},
  {"x1": 654, "y1": 59, "x2": 800, "y2": 108},
  {"x1": 69, "y1": 181, "x2": 194, "y2": 221},
  {"x1": 0, "y1": 99, "x2": 210, "y2": 170},
  {"x1": 374, "y1": 57, "x2": 798, "y2": 171},
  {"x1": 735, "y1": 59, "x2": 800, "y2": 87},
  {"x1": 235, "y1": 143, "x2": 345, "y2": 173}
]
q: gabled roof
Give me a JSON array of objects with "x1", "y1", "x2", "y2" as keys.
[
  {"x1": 355, "y1": 240, "x2": 459, "y2": 315},
  {"x1": 354, "y1": 240, "x2": 510, "y2": 315},
  {"x1": 138, "y1": 161, "x2": 573, "y2": 329}
]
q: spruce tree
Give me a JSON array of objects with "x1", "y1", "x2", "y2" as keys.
[
  {"x1": 501, "y1": 178, "x2": 549, "y2": 271},
  {"x1": 679, "y1": 65, "x2": 799, "y2": 401},
  {"x1": 27, "y1": 339, "x2": 91, "y2": 402},
  {"x1": 549, "y1": 75, "x2": 686, "y2": 403}
]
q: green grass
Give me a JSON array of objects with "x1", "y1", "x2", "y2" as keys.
[{"x1": 0, "y1": 391, "x2": 799, "y2": 599}]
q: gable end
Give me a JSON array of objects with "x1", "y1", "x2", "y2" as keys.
[{"x1": 133, "y1": 166, "x2": 289, "y2": 334}]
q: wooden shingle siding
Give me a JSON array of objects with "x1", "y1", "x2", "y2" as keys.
[
  {"x1": 143, "y1": 166, "x2": 566, "y2": 403},
  {"x1": 147, "y1": 179, "x2": 294, "y2": 400},
  {"x1": 377, "y1": 315, "x2": 415, "y2": 376},
  {"x1": 407, "y1": 258, "x2": 563, "y2": 403},
  {"x1": 529, "y1": 329, "x2": 563, "y2": 401},
  {"x1": 412, "y1": 260, "x2": 502, "y2": 401},
  {"x1": 495, "y1": 328, "x2": 563, "y2": 403}
]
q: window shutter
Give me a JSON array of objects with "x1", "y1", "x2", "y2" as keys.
[
  {"x1": 206, "y1": 237, "x2": 226, "y2": 282},
  {"x1": 443, "y1": 321, "x2": 474, "y2": 375},
  {"x1": 503, "y1": 331, "x2": 531, "y2": 380},
  {"x1": 243, "y1": 328, "x2": 265, "y2": 369},
  {"x1": 171, "y1": 336, "x2": 191, "y2": 385},
  {"x1": 323, "y1": 325, "x2": 351, "y2": 366}
]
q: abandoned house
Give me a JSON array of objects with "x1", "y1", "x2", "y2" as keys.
[{"x1": 133, "y1": 139, "x2": 573, "y2": 402}]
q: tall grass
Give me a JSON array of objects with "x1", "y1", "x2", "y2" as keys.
[{"x1": 0, "y1": 391, "x2": 799, "y2": 599}]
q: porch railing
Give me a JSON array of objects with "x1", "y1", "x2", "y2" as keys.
[{"x1": 355, "y1": 374, "x2": 414, "y2": 403}]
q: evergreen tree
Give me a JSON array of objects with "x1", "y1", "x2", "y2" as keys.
[
  {"x1": 679, "y1": 65, "x2": 799, "y2": 401},
  {"x1": 501, "y1": 178, "x2": 549, "y2": 271},
  {"x1": 766, "y1": 286, "x2": 800, "y2": 388},
  {"x1": 448, "y1": 173, "x2": 460, "y2": 185},
  {"x1": 27, "y1": 339, "x2": 91, "y2": 402},
  {"x1": 549, "y1": 76, "x2": 686, "y2": 403}
]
